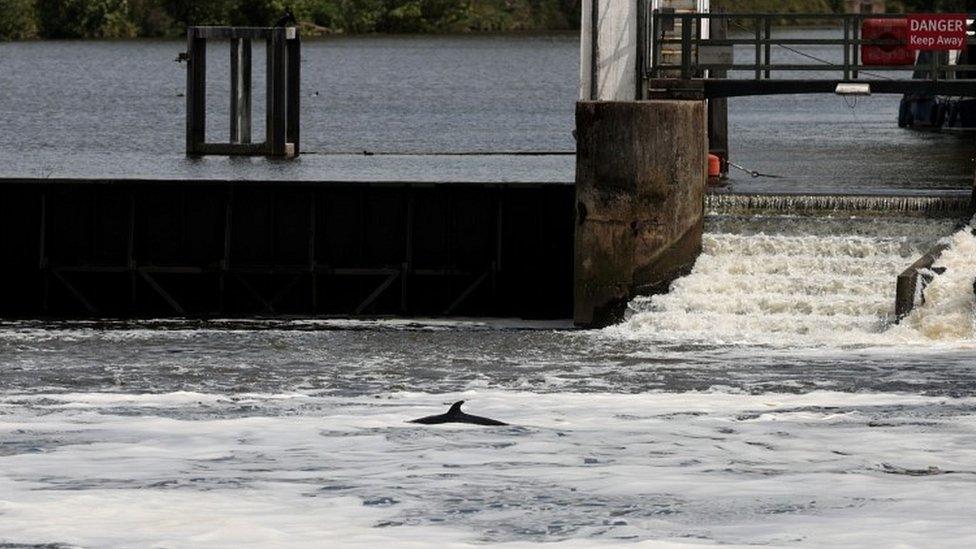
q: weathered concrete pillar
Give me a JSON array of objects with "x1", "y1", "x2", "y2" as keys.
[{"x1": 574, "y1": 100, "x2": 707, "y2": 328}]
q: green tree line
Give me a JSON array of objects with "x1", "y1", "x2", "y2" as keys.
[
  {"x1": 4, "y1": 0, "x2": 976, "y2": 41},
  {"x1": 0, "y1": 0, "x2": 580, "y2": 39}
]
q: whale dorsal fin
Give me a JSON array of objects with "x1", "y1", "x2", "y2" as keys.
[{"x1": 447, "y1": 401, "x2": 464, "y2": 415}]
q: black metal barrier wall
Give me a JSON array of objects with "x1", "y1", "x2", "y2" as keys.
[{"x1": 0, "y1": 180, "x2": 574, "y2": 319}]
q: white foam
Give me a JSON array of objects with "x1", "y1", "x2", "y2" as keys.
[
  {"x1": 610, "y1": 215, "x2": 970, "y2": 347},
  {"x1": 3, "y1": 391, "x2": 976, "y2": 547},
  {"x1": 892, "y1": 225, "x2": 976, "y2": 340}
]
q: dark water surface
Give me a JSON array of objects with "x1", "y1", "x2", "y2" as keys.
[{"x1": 0, "y1": 32, "x2": 973, "y2": 192}]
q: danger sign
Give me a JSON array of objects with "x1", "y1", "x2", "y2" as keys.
[{"x1": 907, "y1": 14, "x2": 968, "y2": 50}]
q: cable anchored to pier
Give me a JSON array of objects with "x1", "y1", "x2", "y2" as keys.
[{"x1": 727, "y1": 161, "x2": 780, "y2": 179}]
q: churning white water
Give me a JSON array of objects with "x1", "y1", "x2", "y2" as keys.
[
  {"x1": 614, "y1": 209, "x2": 971, "y2": 346},
  {"x1": 892, "y1": 222, "x2": 976, "y2": 340},
  {"x1": 5, "y1": 200, "x2": 976, "y2": 548}
]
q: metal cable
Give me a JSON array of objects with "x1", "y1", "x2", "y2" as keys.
[{"x1": 727, "y1": 160, "x2": 780, "y2": 178}]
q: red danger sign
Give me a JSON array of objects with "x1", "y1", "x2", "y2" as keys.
[{"x1": 907, "y1": 14, "x2": 968, "y2": 50}]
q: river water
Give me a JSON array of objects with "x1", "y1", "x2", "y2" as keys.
[
  {"x1": 3, "y1": 32, "x2": 976, "y2": 547},
  {"x1": 0, "y1": 31, "x2": 973, "y2": 192}
]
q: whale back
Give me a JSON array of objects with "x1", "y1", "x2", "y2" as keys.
[{"x1": 408, "y1": 400, "x2": 506, "y2": 426}]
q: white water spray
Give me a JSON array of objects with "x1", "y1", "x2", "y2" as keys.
[
  {"x1": 892, "y1": 221, "x2": 976, "y2": 341},
  {"x1": 610, "y1": 210, "x2": 965, "y2": 346}
]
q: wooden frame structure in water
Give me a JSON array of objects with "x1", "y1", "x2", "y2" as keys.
[{"x1": 185, "y1": 26, "x2": 300, "y2": 157}]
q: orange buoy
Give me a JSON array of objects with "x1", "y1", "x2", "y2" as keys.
[
  {"x1": 707, "y1": 153, "x2": 726, "y2": 187},
  {"x1": 708, "y1": 153, "x2": 721, "y2": 178}
]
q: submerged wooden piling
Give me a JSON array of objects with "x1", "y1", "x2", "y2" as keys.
[
  {"x1": 185, "y1": 34, "x2": 206, "y2": 155},
  {"x1": 230, "y1": 38, "x2": 252, "y2": 144}
]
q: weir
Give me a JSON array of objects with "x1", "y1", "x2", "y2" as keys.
[
  {"x1": 0, "y1": 179, "x2": 573, "y2": 319},
  {"x1": 2, "y1": 9, "x2": 973, "y2": 326},
  {"x1": 706, "y1": 193, "x2": 972, "y2": 217},
  {"x1": 620, "y1": 209, "x2": 956, "y2": 343}
]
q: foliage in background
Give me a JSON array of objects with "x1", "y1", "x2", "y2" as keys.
[
  {"x1": 0, "y1": 0, "x2": 580, "y2": 39},
  {"x1": 35, "y1": 0, "x2": 138, "y2": 38},
  {"x1": 6, "y1": 0, "x2": 976, "y2": 40},
  {"x1": 0, "y1": 0, "x2": 38, "y2": 39}
]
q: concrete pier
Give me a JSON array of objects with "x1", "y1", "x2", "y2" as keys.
[{"x1": 573, "y1": 100, "x2": 707, "y2": 328}]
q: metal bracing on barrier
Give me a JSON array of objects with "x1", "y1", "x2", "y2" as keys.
[
  {"x1": 185, "y1": 26, "x2": 300, "y2": 157},
  {"x1": 643, "y1": 10, "x2": 976, "y2": 98},
  {"x1": 1, "y1": 180, "x2": 573, "y2": 319}
]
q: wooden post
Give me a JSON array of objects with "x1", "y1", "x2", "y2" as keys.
[
  {"x1": 186, "y1": 31, "x2": 206, "y2": 155},
  {"x1": 266, "y1": 28, "x2": 288, "y2": 156},
  {"x1": 230, "y1": 38, "x2": 252, "y2": 144},
  {"x1": 287, "y1": 31, "x2": 301, "y2": 155},
  {"x1": 186, "y1": 26, "x2": 298, "y2": 157}
]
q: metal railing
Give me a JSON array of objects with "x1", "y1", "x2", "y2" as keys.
[{"x1": 645, "y1": 10, "x2": 976, "y2": 82}]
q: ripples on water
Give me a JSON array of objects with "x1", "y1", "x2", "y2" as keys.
[
  {"x1": 3, "y1": 27, "x2": 976, "y2": 546},
  {"x1": 3, "y1": 211, "x2": 976, "y2": 546},
  {"x1": 0, "y1": 31, "x2": 973, "y2": 191}
]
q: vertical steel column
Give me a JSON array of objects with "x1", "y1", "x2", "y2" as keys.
[
  {"x1": 127, "y1": 193, "x2": 137, "y2": 312},
  {"x1": 230, "y1": 38, "x2": 252, "y2": 144},
  {"x1": 402, "y1": 192, "x2": 414, "y2": 314},
  {"x1": 219, "y1": 189, "x2": 233, "y2": 313},
  {"x1": 590, "y1": 0, "x2": 599, "y2": 99},
  {"x1": 754, "y1": 17, "x2": 762, "y2": 80},
  {"x1": 708, "y1": 12, "x2": 729, "y2": 177},
  {"x1": 635, "y1": 0, "x2": 645, "y2": 98},
  {"x1": 287, "y1": 30, "x2": 301, "y2": 155},
  {"x1": 852, "y1": 16, "x2": 860, "y2": 79},
  {"x1": 186, "y1": 31, "x2": 207, "y2": 154},
  {"x1": 39, "y1": 191, "x2": 49, "y2": 312},
  {"x1": 681, "y1": 14, "x2": 693, "y2": 80},
  {"x1": 843, "y1": 18, "x2": 851, "y2": 80},
  {"x1": 763, "y1": 18, "x2": 772, "y2": 79},
  {"x1": 266, "y1": 28, "x2": 288, "y2": 156},
  {"x1": 694, "y1": 15, "x2": 702, "y2": 77},
  {"x1": 650, "y1": 9, "x2": 660, "y2": 78},
  {"x1": 308, "y1": 190, "x2": 317, "y2": 312}
]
